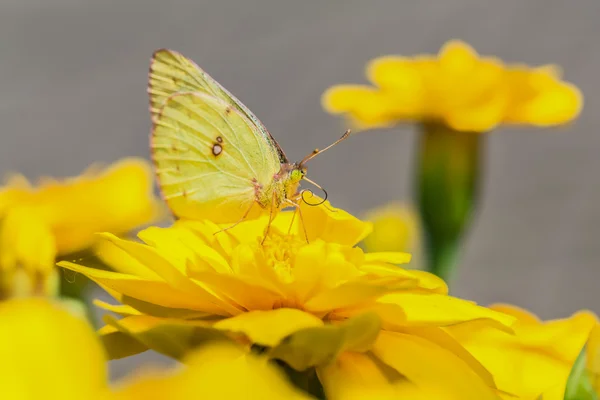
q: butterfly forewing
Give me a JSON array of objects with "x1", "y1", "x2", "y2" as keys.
[
  {"x1": 149, "y1": 49, "x2": 288, "y2": 163},
  {"x1": 152, "y1": 92, "x2": 281, "y2": 223}
]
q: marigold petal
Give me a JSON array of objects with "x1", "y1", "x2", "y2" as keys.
[
  {"x1": 321, "y1": 85, "x2": 400, "y2": 128},
  {"x1": 447, "y1": 308, "x2": 599, "y2": 398},
  {"x1": 362, "y1": 202, "x2": 420, "y2": 254},
  {"x1": 59, "y1": 261, "x2": 235, "y2": 315},
  {"x1": 301, "y1": 200, "x2": 373, "y2": 246},
  {"x1": 94, "y1": 238, "x2": 160, "y2": 280},
  {"x1": 586, "y1": 324, "x2": 600, "y2": 392},
  {"x1": 115, "y1": 342, "x2": 312, "y2": 400},
  {"x1": 0, "y1": 299, "x2": 108, "y2": 398},
  {"x1": 356, "y1": 264, "x2": 448, "y2": 294},
  {"x1": 488, "y1": 303, "x2": 540, "y2": 324},
  {"x1": 438, "y1": 40, "x2": 480, "y2": 72},
  {"x1": 115, "y1": 295, "x2": 213, "y2": 319},
  {"x1": 139, "y1": 226, "x2": 232, "y2": 275},
  {"x1": 367, "y1": 57, "x2": 423, "y2": 90},
  {"x1": 0, "y1": 206, "x2": 56, "y2": 276},
  {"x1": 409, "y1": 270, "x2": 449, "y2": 294},
  {"x1": 42, "y1": 158, "x2": 161, "y2": 255},
  {"x1": 93, "y1": 299, "x2": 140, "y2": 317},
  {"x1": 230, "y1": 243, "x2": 287, "y2": 293},
  {"x1": 444, "y1": 91, "x2": 508, "y2": 132},
  {"x1": 513, "y1": 82, "x2": 582, "y2": 126},
  {"x1": 99, "y1": 233, "x2": 188, "y2": 283},
  {"x1": 317, "y1": 352, "x2": 400, "y2": 400},
  {"x1": 213, "y1": 308, "x2": 323, "y2": 347},
  {"x1": 304, "y1": 281, "x2": 417, "y2": 314},
  {"x1": 448, "y1": 323, "x2": 568, "y2": 398},
  {"x1": 292, "y1": 241, "x2": 362, "y2": 302},
  {"x1": 376, "y1": 293, "x2": 515, "y2": 330},
  {"x1": 514, "y1": 311, "x2": 598, "y2": 360},
  {"x1": 400, "y1": 326, "x2": 496, "y2": 389},
  {"x1": 373, "y1": 331, "x2": 499, "y2": 399},
  {"x1": 188, "y1": 270, "x2": 283, "y2": 311},
  {"x1": 363, "y1": 252, "x2": 412, "y2": 264}
]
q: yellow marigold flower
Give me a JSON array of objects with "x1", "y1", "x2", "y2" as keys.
[
  {"x1": 0, "y1": 158, "x2": 162, "y2": 298},
  {"x1": 448, "y1": 303, "x2": 599, "y2": 399},
  {"x1": 60, "y1": 202, "x2": 516, "y2": 399},
  {"x1": 1, "y1": 298, "x2": 309, "y2": 400},
  {"x1": 0, "y1": 298, "x2": 109, "y2": 400},
  {"x1": 114, "y1": 342, "x2": 312, "y2": 400},
  {"x1": 362, "y1": 202, "x2": 419, "y2": 254},
  {"x1": 323, "y1": 40, "x2": 582, "y2": 132}
]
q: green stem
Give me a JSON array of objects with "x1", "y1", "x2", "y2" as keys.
[
  {"x1": 425, "y1": 239, "x2": 459, "y2": 283},
  {"x1": 415, "y1": 122, "x2": 484, "y2": 285}
]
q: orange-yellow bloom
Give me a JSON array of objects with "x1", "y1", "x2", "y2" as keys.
[
  {"x1": 448, "y1": 303, "x2": 599, "y2": 399},
  {"x1": 323, "y1": 40, "x2": 582, "y2": 132},
  {"x1": 0, "y1": 298, "x2": 310, "y2": 400},
  {"x1": 362, "y1": 202, "x2": 420, "y2": 255},
  {"x1": 0, "y1": 158, "x2": 162, "y2": 298},
  {"x1": 61, "y1": 201, "x2": 515, "y2": 398}
]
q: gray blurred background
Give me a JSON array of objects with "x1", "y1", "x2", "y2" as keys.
[{"x1": 1, "y1": 0, "x2": 599, "y2": 376}]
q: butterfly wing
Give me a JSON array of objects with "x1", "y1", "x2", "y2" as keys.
[
  {"x1": 149, "y1": 49, "x2": 288, "y2": 163},
  {"x1": 152, "y1": 92, "x2": 281, "y2": 223}
]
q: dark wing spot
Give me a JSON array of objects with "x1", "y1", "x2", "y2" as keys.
[
  {"x1": 212, "y1": 144, "x2": 223, "y2": 156},
  {"x1": 216, "y1": 136, "x2": 223, "y2": 143},
  {"x1": 225, "y1": 106, "x2": 232, "y2": 115}
]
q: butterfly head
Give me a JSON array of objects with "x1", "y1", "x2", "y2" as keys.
[{"x1": 290, "y1": 165, "x2": 307, "y2": 181}]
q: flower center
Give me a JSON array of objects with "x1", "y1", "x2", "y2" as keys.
[{"x1": 261, "y1": 230, "x2": 304, "y2": 283}]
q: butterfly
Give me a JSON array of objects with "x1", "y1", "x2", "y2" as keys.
[{"x1": 148, "y1": 49, "x2": 349, "y2": 236}]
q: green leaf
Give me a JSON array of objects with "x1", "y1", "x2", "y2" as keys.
[
  {"x1": 269, "y1": 312, "x2": 381, "y2": 371},
  {"x1": 564, "y1": 344, "x2": 598, "y2": 400}
]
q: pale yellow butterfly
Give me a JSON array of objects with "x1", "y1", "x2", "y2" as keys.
[{"x1": 149, "y1": 49, "x2": 349, "y2": 234}]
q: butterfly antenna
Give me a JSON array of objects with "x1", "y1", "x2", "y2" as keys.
[
  {"x1": 301, "y1": 177, "x2": 328, "y2": 206},
  {"x1": 299, "y1": 129, "x2": 351, "y2": 167}
]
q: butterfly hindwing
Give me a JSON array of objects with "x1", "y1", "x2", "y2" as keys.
[
  {"x1": 149, "y1": 49, "x2": 288, "y2": 163},
  {"x1": 152, "y1": 92, "x2": 281, "y2": 222}
]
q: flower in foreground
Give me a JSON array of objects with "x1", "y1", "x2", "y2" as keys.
[
  {"x1": 0, "y1": 298, "x2": 309, "y2": 400},
  {"x1": 322, "y1": 40, "x2": 582, "y2": 132},
  {"x1": 61, "y1": 201, "x2": 516, "y2": 398},
  {"x1": 322, "y1": 40, "x2": 583, "y2": 283},
  {"x1": 0, "y1": 158, "x2": 162, "y2": 298},
  {"x1": 448, "y1": 303, "x2": 599, "y2": 399}
]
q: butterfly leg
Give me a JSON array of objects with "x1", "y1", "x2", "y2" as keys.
[
  {"x1": 287, "y1": 205, "x2": 298, "y2": 235},
  {"x1": 261, "y1": 191, "x2": 278, "y2": 245},
  {"x1": 214, "y1": 202, "x2": 255, "y2": 235},
  {"x1": 283, "y1": 199, "x2": 309, "y2": 243}
]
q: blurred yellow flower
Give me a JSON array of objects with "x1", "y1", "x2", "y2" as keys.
[
  {"x1": 323, "y1": 40, "x2": 582, "y2": 132},
  {"x1": 61, "y1": 201, "x2": 515, "y2": 399},
  {"x1": 362, "y1": 202, "x2": 419, "y2": 254},
  {"x1": 0, "y1": 158, "x2": 162, "y2": 298},
  {"x1": 1, "y1": 298, "x2": 310, "y2": 400},
  {"x1": 0, "y1": 298, "x2": 109, "y2": 400},
  {"x1": 448, "y1": 303, "x2": 599, "y2": 399},
  {"x1": 114, "y1": 342, "x2": 312, "y2": 400}
]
